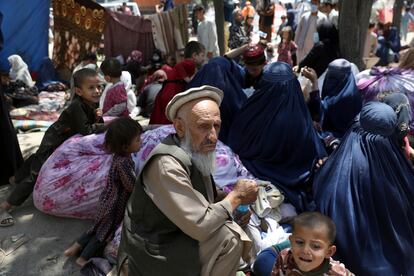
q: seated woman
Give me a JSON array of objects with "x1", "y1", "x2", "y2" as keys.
[
  {"x1": 8, "y1": 55, "x2": 35, "y2": 88},
  {"x1": 228, "y1": 62, "x2": 327, "y2": 213},
  {"x1": 187, "y1": 57, "x2": 247, "y2": 144},
  {"x1": 36, "y1": 57, "x2": 67, "y2": 92},
  {"x1": 357, "y1": 66, "x2": 414, "y2": 134},
  {"x1": 314, "y1": 101, "x2": 414, "y2": 275},
  {"x1": 317, "y1": 59, "x2": 362, "y2": 140},
  {"x1": 6, "y1": 55, "x2": 38, "y2": 108}
]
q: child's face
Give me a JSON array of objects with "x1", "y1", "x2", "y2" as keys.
[
  {"x1": 126, "y1": 134, "x2": 141, "y2": 153},
  {"x1": 289, "y1": 225, "x2": 336, "y2": 272},
  {"x1": 192, "y1": 51, "x2": 206, "y2": 68},
  {"x1": 75, "y1": 75, "x2": 102, "y2": 104},
  {"x1": 282, "y1": 31, "x2": 290, "y2": 40}
]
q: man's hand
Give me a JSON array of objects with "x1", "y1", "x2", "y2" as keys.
[
  {"x1": 301, "y1": 66, "x2": 318, "y2": 90},
  {"x1": 233, "y1": 179, "x2": 258, "y2": 205},
  {"x1": 152, "y1": 69, "x2": 167, "y2": 82}
]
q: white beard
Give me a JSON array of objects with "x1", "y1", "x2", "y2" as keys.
[{"x1": 180, "y1": 131, "x2": 216, "y2": 177}]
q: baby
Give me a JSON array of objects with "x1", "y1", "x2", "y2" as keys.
[{"x1": 271, "y1": 212, "x2": 354, "y2": 275}]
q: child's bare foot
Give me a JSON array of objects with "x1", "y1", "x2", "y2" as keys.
[
  {"x1": 64, "y1": 242, "x2": 82, "y2": 257},
  {"x1": 76, "y1": 256, "x2": 88, "y2": 267}
]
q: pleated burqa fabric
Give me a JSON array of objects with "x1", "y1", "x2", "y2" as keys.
[
  {"x1": 314, "y1": 102, "x2": 414, "y2": 275},
  {"x1": 228, "y1": 62, "x2": 326, "y2": 212}
]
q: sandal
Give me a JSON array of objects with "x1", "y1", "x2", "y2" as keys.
[{"x1": 0, "y1": 211, "x2": 14, "y2": 227}]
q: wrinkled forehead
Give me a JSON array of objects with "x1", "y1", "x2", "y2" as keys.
[{"x1": 183, "y1": 99, "x2": 221, "y2": 122}]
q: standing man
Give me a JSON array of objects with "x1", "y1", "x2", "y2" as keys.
[
  {"x1": 229, "y1": 8, "x2": 250, "y2": 50},
  {"x1": 257, "y1": 0, "x2": 275, "y2": 42},
  {"x1": 320, "y1": 0, "x2": 338, "y2": 28},
  {"x1": 294, "y1": 0, "x2": 328, "y2": 63},
  {"x1": 118, "y1": 85, "x2": 259, "y2": 276},
  {"x1": 194, "y1": 5, "x2": 220, "y2": 59}
]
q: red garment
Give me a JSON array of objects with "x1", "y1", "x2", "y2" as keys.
[
  {"x1": 149, "y1": 60, "x2": 196, "y2": 124},
  {"x1": 102, "y1": 82, "x2": 129, "y2": 117}
]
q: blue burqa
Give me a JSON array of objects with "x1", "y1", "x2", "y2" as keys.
[
  {"x1": 321, "y1": 59, "x2": 362, "y2": 138},
  {"x1": 36, "y1": 57, "x2": 60, "y2": 91},
  {"x1": 228, "y1": 62, "x2": 326, "y2": 212},
  {"x1": 187, "y1": 57, "x2": 247, "y2": 144},
  {"x1": 314, "y1": 101, "x2": 414, "y2": 276}
]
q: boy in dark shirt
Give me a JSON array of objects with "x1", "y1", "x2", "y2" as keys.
[{"x1": 0, "y1": 68, "x2": 105, "y2": 226}]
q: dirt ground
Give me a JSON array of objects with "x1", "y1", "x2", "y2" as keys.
[{"x1": 0, "y1": 131, "x2": 90, "y2": 276}]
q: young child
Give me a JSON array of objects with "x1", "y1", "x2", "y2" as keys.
[
  {"x1": 149, "y1": 41, "x2": 205, "y2": 124},
  {"x1": 101, "y1": 58, "x2": 129, "y2": 117},
  {"x1": 64, "y1": 117, "x2": 142, "y2": 266},
  {"x1": 0, "y1": 68, "x2": 105, "y2": 226},
  {"x1": 277, "y1": 26, "x2": 297, "y2": 67},
  {"x1": 271, "y1": 212, "x2": 354, "y2": 275}
]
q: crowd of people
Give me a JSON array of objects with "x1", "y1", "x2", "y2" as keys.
[{"x1": 1, "y1": 0, "x2": 414, "y2": 275}]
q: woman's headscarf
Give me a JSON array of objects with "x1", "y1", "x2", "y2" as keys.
[
  {"x1": 228, "y1": 62, "x2": 326, "y2": 212},
  {"x1": 8, "y1": 55, "x2": 35, "y2": 87},
  {"x1": 314, "y1": 101, "x2": 414, "y2": 275},
  {"x1": 380, "y1": 92, "x2": 411, "y2": 139},
  {"x1": 187, "y1": 57, "x2": 247, "y2": 144},
  {"x1": 357, "y1": 67, "x2": 414, "y2": 134},
  {"x1": 121, "y1": 71, "x2": 133, "y2": 91},
  {"x1": 320, "y1": 59, "x2": 362, "y2": 138}
]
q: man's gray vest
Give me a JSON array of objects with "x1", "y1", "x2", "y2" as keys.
[{"x1": 118, "y1": 134, "x2": 217, "y2": 276}]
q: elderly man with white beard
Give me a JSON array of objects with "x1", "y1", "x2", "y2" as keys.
[{"x1": 117, "y1": 85, "x2": 259, "y2": 276}]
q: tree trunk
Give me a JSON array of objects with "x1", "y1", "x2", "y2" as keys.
[
  {"x1": 338, "y1": 0, "x2": 374, "y2": 70},
  {"x1": 392, "y1": 0, "x2": 404, "y2": 30},
  {"x1": 213, "y1": 0, "x2": 225, "y2": 55}
]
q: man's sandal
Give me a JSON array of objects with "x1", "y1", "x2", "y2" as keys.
[{"x1": 0, "y1": 211, "x2": 14, "y2": 227}]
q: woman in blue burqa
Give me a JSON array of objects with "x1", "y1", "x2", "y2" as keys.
[
  {"x1": 314, "y1": 101, "x2": 414, "y2": 275},
  {"x1": 319, "y1": 58, "x2": 362, "y2": 139},
  {"x1": 227, "y1": 62, "x2": 327, "y2": 212},
  {"x1": 187, "y1": 57, "x2": 247, "y2": 144}
]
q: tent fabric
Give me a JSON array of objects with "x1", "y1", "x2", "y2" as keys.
[
  {"x1": 146, "y1": 5, "x2": 188, "y2": 56},
  {"x1": 0, "y1": 0, "x2": 49, "y2": 72},
  {"x1": 52, "y1": 0, "x2": 106, "y2": 71},
  {"x1": 104, "y1": 11, "x2": 154, "y2": 65}
]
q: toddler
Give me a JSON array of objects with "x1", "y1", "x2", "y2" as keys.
[
  {"x1": 277, "y1": 26, "x2": 297, "y2": 67},
  {"x1": 271, "y1": 212, "x2": 354, "y2": 275},
  {"x1": 101, "y1": 58, "x2": 129, "y2": 117}
]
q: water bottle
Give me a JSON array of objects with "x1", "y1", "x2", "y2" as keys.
[{"x1": 235, "y1": 204, "x2": 249, "y2": 220}]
